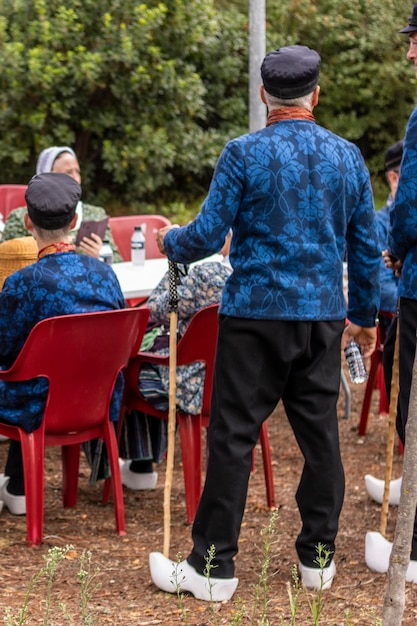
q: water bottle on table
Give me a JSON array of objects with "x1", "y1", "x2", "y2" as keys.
[
  {"x1": 131, "y1": 225, "x2": 146, "y2": 266},
  {"x1": 99, "y1": 240, "x2": 113, "y2": 265}
]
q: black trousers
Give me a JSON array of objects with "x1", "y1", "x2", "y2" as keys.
[
  {"x1": 4, "y1": 439, "x2": 24, "y2": 495},
  {"x1": 187, "y1": 316, "x2": 345, "y2": 578},
  {"x1": 383, "y1": 297, "x2": 417, "y2": 559},
  {"x1": 383, "y1": 298, "x2": 417, "y2": 445}
]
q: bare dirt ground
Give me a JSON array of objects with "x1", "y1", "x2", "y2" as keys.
[{"x1": 0, "y1": 363, "x2": 415, "y2": 625}]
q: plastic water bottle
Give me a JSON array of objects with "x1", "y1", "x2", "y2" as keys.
[
  {"x1": 131, "y1": 225, "x2": 146, "y2": 266},
  {"x1": 344, "y1": 338, "x2": 368, "y2": 384},
  {"x1": 99, "y1": 240, "x2": 113, "y2": 265}
]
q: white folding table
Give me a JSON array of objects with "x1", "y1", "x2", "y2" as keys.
[
  {"x1": 112, "y1": 254, "x2": 223, "y2": 300},
  {"x1": 112, "y1": 258, "x2": 168, "y2": 300}
]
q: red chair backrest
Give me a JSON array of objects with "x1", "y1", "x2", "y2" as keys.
[
  {"x1": 0, "y1": 184, "x2": 28, "y2": 220},
  {"x1": 174, "y1": 303, "x2": 220, "y2": 418},
  {"x1": 124, "y1": 304, "x2": 220, "y2": 420},
  {"x1": 109, "y1": 215, "x2": 171, "y2": 261},
  {"x1": 0, "y1": 308, "x2": 149, "y2": 435}
]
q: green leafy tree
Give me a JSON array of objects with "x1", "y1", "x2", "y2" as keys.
[
  {"x1": 266, "y1": 0, "x2": 416, "y2": 188},
  {"x1": 0, "y1": 0, "x2": 248, "y2": 209},
  {"x1": 0, "y1": 0, "x2": 412, "y2": 211}
]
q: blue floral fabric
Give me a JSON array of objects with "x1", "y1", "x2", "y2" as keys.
[
  {"x1": 146, "y1": 261, "x2": 232, "y2": 338},
  {"x1": 0, "y1": 252, "x2": 125, "y2": 432},
  {"x1": 388, "y1": 107, "x2": 417, "y2": 300},
  {"x1": 375, "y1": 196, "x2": 399, "y2": 313},
  {"x1": 164, "y1": 120, "x2": 380, "y2": 327}
]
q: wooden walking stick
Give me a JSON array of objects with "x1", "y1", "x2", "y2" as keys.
[
  {"x1": 380, "y1": 320, "x2": 400, "y2": 537},
  {"x1": 163, "y1": 260, "x2": 179, "y2": 557},
  {"x1": 365, "y1": 319, "x2": 400, "y2": 571},
  {"x1": 383, "y1": 329, "x2": 417, "y2": 623}
]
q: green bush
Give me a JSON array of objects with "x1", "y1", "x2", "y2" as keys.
[{"x1": 0, "y1": 0, "x2": 247, "y2": 210}]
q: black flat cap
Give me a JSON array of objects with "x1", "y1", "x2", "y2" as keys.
[
  {"x1": 384, "y1": 140, "x2": 404, "y2": 171},
  {"x1": 399, "y1": 4, "x2": 417, "y2": 33},
  {"x1": 25, "y1": 172, "x2": 81, "y2": 230},
  {"x1": 261, "y1": 45, "x2": 321, "y2": 99}
]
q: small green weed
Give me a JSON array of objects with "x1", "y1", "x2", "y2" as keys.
[
  {"x1": 170, "y1": 511, "x2": 382, "y2": 625},
  {"x1": 4, "y1": 512, "x2": 384, "y2": 625},
  {"x1": 4, "y1": 545, "x2": 101, "y2": 626}
]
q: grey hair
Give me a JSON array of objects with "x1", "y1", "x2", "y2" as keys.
[
  {"x1": 32, "y1": 224, "x2": 72, "y2": 242},
  {"x1": 263, "y1": 89, "x2": 315, "y2": 111}
]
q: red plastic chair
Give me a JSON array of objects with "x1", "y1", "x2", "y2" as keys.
[
  {"x1": 0, "y1": 184, "x2": 28, "y2": 220},
  {"x1": 0, "y1": 307, "x2": 150, "y2": 546},
  {"x1": 122, "y1": 304, "x2": 276, "y2": 524},
  {"x1": 109, "y1": 215, "x2": 171, "y2": 262},
  {"x1": 358, "y1": 312, "x2": 394, "y2": 436}
]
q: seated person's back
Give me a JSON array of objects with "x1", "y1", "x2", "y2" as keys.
[{"x1": 0, "y1": 172, "x2": 126, "y2": 515}]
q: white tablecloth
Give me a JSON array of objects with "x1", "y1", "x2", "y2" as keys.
[
  {"x1": 112, "y1": 254, "x2": 223, "y2": 299},
  {"x1": 112, "y1": 258, "x2": 168, "y2": 299}
]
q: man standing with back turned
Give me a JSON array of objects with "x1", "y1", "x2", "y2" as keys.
[{"x1": 150, "y1": 44, "x2": 380, "y2": 600}]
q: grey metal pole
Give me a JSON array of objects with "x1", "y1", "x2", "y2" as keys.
[{"x1": 249, "y1": 0, "x2": 266, "y2": 132}]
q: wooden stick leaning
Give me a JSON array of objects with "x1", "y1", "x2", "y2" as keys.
[
  {"x1": 163, "y1": 260, "x2": 179, "y2": 557},
  {"x1": 383, "y1": 325, "x2": 417, "y2": 623},
  {"x1": 380, "y1": 319, "x2": 400, "y2": 537}
]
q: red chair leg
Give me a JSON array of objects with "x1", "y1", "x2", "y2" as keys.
[
  {"x1": 358, "y1": 350, "x2": 382, "y2": 436},
  {"x1": 102, "y1": 408, "x2": 126, "y2": 505},
  {"x1": 102, "y1": 477, "x2": 112, "y2": 504},
  {"x1": 62, "y1": 444, "x2": 80, "y2": 507},
  {"x1": 259, "y1": 422, "x2": 276, "y2": 509},
  {"x1": 104, "y1": 421, "x2": 126, "y2": 536},
  {"x1": 21, "y1": 430, "x2": 45, "y2": 547},
  {"x1": 177, "y1": 413, "x2": 203, "y2": 524}
]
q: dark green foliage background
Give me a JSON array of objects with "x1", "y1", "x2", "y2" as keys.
[{"x1": 0, "y1": 0, "x2": 414, "y2": 213}]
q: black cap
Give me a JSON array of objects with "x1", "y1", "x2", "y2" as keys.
[
  {"x1": 399, "y1": 4, "x2": 417, "y2": 33},
  {"x1": 261, "y1": 45, "x2": 321, "y2": 99},
  {"x1": 384, "y1": 140, "x2": 404, "y2": 171},
  {"x1": 25, "y1": 172, "x2": 81, "y2": 230}
]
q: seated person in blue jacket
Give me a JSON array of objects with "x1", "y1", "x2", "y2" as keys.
[
  {"x1": 117, "y1": 232, "x2": 232, "y2": 490},
  {"x1": 2, "y1": 145, "x2": 122, "y2": 262},
  {"x1": 0, "y1": 172, "x2": 125, "y2": 515}
]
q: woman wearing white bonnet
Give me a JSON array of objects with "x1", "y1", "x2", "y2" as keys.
[
  {"x1": 36, "y1": 146, "x2": 77, "y2": 176},
  {"x1": 2, "y1": 146, "x2": 121, "y2": 261}
]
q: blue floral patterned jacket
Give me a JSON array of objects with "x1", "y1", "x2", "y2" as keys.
[
  {"x1": 0, "y1": 252, "x2": 125, "y2": 432},
  {"x1": 375, "y1": 196, "x2": 398, "y2": 313},
  {"x1": 388, "y1": 107, "x2": 417, "y2": 301},
  {"x1": 164, "y1": 120, "x2": 380, "y2": 327}
]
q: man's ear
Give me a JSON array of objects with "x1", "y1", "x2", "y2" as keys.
[
  {"x1": 312, "y1": 85, "x2": 320, "y2": 108},
  {"x1": 259, "y1": 84, "x2": 267, "y2": 104},
  {"x1": 69, "y1": 214, "x2": 77, "y2": 230},
  {"x1": 23, "y1": 213, "x2": 33, "y2": 232}
]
